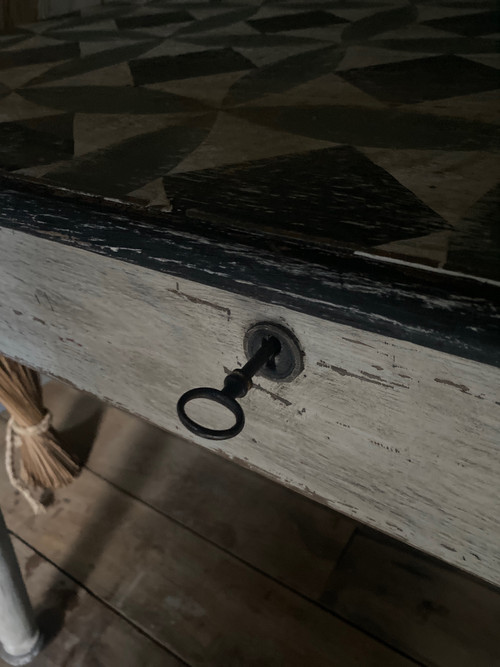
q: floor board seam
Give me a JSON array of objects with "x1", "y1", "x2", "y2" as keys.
[
  {"x1": 7, "y1": 529, "x2": 192, "y2": 667},
  {"x1": 84, "y1": 465, "x2": 425, "y2": 667}
]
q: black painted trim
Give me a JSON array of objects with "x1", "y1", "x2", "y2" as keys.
[{"x1": 0, "y1": 173, "x2": 498, "y2": 367}]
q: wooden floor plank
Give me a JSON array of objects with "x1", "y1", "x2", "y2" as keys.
[
  {"x1": 6, "y1": 383, "x2": 498, "y2": 666},
  {"x1": 321, "y1": 531, "x2": 500, "y2": 667},
  {"x1": 0, "y1": 432, "x2": 415, "y2": 666},
  {"x1": 11, "y1": 537, "x2": 184, "y2": 667},
  {"x1": 44, "y1": 381, "x2": 356, "y2": 599}
]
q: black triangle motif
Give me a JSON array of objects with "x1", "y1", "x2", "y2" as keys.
[{"x1": 164, "y1": 146, "x2": 450, "y2": 246}]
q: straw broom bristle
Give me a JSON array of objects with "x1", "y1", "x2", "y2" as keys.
[{"x1": 0, "y1": 355, "x2": 80, "y2": 489}]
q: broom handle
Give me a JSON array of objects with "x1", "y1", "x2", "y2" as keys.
[{"x1": 0, "y1": 510, "x2": 42, "y2": 664}]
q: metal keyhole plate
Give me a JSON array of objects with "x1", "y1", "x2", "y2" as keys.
[{"x1": 244, "y1": 322, "x2": 304, "y2": 382}]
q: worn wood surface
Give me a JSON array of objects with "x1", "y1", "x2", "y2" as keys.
[
  {"x1": 11, "y1": 538, "x2": 184, "y2": 667},
  {"x1": 0, "y1": 228, "x2": 498, "y2": 585},
  {"x1": 0, "y1": 2, "x2": 498, "y2": 658},
  {"x1": 42, "y1": 380, "x2": 500, "y2": 667},
  {"x1": 3, "y1": 386, "x2": 500, "y2": 667},
  {"x1": 0, "y1": 459, "x2": 415, "y2": 666},
  {"x1": 1, "y1": 177, "x2": 498, "y2": 367},
  {"x1": 0, "y1": 1, "x2": 499, "y2": 279},
  {"x1": 322, "y1": 531, "x2": 500, "y2": 667},
  {"x1": 44, "y1": 381, "x2": 356, "y2": 600}
]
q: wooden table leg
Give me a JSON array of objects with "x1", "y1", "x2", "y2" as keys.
[{"x1": 0, "y1": 509, "x2": 42, "y2": 665}]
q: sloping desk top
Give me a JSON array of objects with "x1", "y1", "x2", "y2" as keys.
[
  {"x1": 0, "y1": 1, "x2": 499, "y2": 586},
  {"x1": 0, "y1": 0, "x2": 499, "y2": 282}
]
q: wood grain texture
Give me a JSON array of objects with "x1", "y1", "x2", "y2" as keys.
[
  {"x1": 31, "y1": 381, "x2": 500, "y2": 667},
  {"x1": 43, "y1": 380, "x2": 356, "y2": 600},
  {"x1": 321, "y1": 531, "x2": 500, "y2": 667},
  {"x1": 0, "y1": 228, "x2": 498, "y2": 585},
  {"x1": 163, "y1": 145, "x2": 451, "y2": 246},
  {"x1": 1, "y1": 3, "x2": 499, "y2": 287},
  {"x1": 0, "y1": 176, "x2": 498, "y2": 367},
  {"x1": 0, "y1": 462, "x2": 416, "y2": 666},
  {"x1": 10, "y1": 538, "x2": 184, "y2": 667}
]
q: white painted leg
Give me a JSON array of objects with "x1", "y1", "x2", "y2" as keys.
[{"x1": 0, "y1": 510, "x2": 42, "y2": 666}]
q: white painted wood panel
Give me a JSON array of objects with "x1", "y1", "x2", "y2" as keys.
[{"x1": 0, "y1": 227, "x2": 498, "y2": 585}]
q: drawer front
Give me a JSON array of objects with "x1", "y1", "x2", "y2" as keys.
[{"x1": 1, "y1": 227, "x2": 499, "y2": 585}]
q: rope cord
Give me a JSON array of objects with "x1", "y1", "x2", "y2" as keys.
[{"x1": 5, "y1": 412, "x2": 51, "y2": 514}]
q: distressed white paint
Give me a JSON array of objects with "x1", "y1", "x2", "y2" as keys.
[{"x1": 0, "y1": 228, "x2": 499, "y2": 585}]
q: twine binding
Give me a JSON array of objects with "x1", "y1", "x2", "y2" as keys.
[{"x1": 5, "y1": 412, "x2": 52, "y2": 514}]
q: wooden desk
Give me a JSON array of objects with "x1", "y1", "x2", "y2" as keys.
[{"x1": 0, "y1": 0, "x2": 498, "y2": 602}]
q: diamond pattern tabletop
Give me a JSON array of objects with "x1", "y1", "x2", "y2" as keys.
[{"x1": 0, "y1": 0, "x2": 499, "y2": 280}]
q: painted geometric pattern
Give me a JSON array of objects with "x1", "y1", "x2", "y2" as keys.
[{"x1": 0, "y1": 1, "x2": 499, "y2": 278}]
